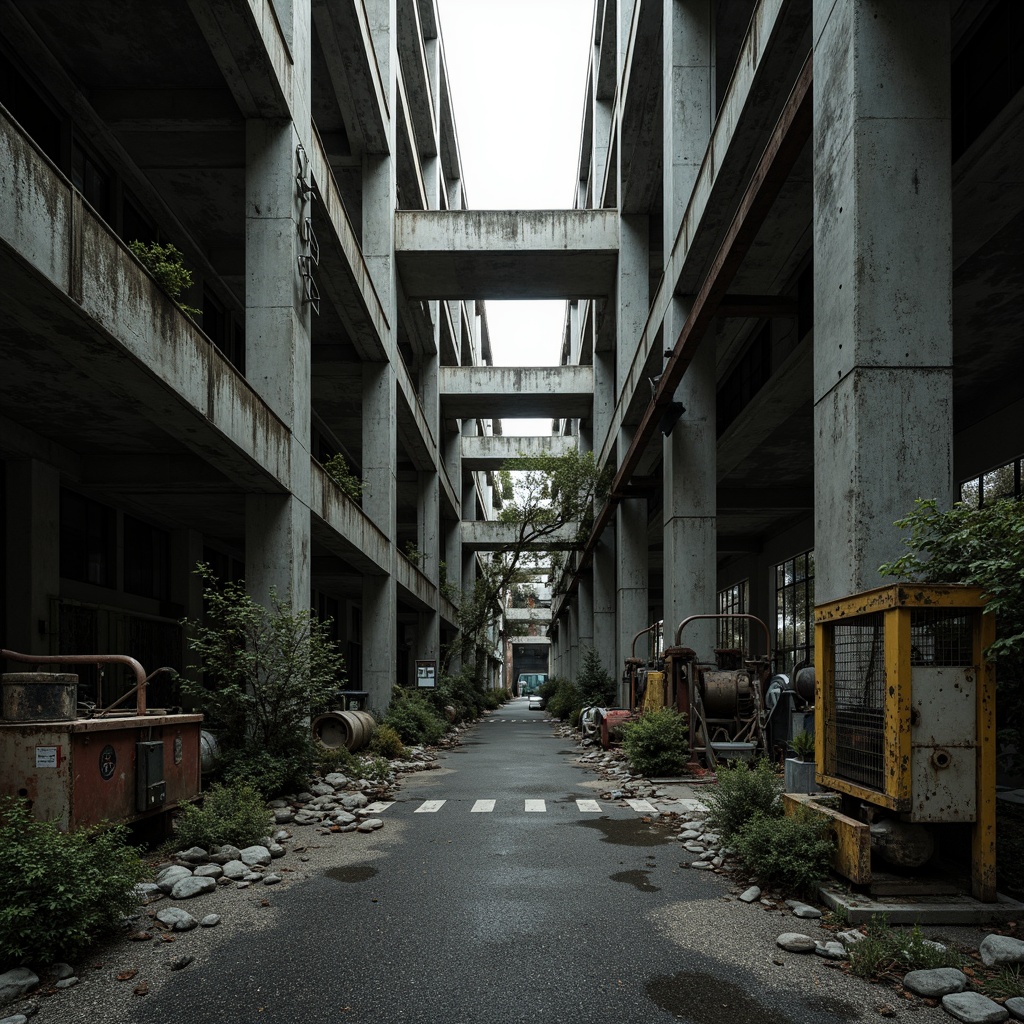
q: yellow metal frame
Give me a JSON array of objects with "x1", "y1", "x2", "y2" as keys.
[
  {"x1": 814, "y1": 584, "x2": 997, "y2": 901},
  {"x1": 784, "y1": 793, "x2": 872, "y2": 885}
]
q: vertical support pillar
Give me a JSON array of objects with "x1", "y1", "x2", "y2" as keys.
[
  {"x1": 245, "y1": 494, "x2": 309, "y2": 609},
  {"x1": 813, "y1": 0, "x2": 953, "y2": 604},
  {"x1": 3, "y1": 460, "x2": 60, "y2": 656},
  {"x1": 577, "y1": 568, "x2": 595, "y2": 656},
  {"x1": 593, "y1": 532, "x2": 617, "y2": 685},
  {"x1": 662, "y1": 0, "x2": 716, "y2": 658}
]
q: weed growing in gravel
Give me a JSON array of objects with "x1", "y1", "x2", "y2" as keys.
[{"x1": 847, "y1": 917, "x2": 963, "y2": 980}]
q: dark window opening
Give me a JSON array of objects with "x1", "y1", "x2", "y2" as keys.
[
  {"x1": 123, "y1": 514, "x2": 170, "y2": 601},
  {"x1": 0, "y1": 60, "x2": 62, "y2": 165},
  {"x1": 60, "y1": 489, "x2": 116, "y2": 588},
  {"x1": 717, "y1": 323, "x2": 771, "y2": 437},
  {"x1": 71, "y1": 139, "x2": 112, "y2": 221}
]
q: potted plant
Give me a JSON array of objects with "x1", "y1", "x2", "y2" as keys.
[{"x1": 785, "y1": 729, "x2": 817, "y2": 793}]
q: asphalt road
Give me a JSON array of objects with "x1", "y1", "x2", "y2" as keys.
[{"x1": 72, "y1": 698, "x2": 955, "y2": 1024}]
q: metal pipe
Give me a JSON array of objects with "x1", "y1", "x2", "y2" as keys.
[
  {"x1": 673, "y1": 614, "x2": 772, "y2": 662},
  {"x1": 1, "y1": 649, "x2": 149, "y2": 715}
]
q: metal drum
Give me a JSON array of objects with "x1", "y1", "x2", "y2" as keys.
[{"x1": 2, "y1": 673, "x2": 78, "y2": 722}]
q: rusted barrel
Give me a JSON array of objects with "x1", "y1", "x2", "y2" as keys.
[
  {"x1": 2, "y1": 673, "x2": 78, "y2": 721},
  {"x1": 311, "y1": 710, "x2": 377, "y2": 752}
]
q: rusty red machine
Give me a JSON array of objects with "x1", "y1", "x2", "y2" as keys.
[
  {"x1": 0, "y1": 649, "x2": 202, "y2": 832},
  {"x1": 621, "y1": 613, "x2": 774, "y2": 766}
]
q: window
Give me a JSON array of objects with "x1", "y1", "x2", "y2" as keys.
[
  {"x1": 960, "y1": 456, "x2": 1022, "y2": 507},
  {"x1": 60, "y1": 490, "x2": 116, "y2": 588},
  {"x1": 775, "y1": 551, "x2": 814, "y2": 675},
  {"x1": 71, "y1": 139, "x2": 112, "y2": 222},
  {"x1": 717, "y1": 324, "x2": 771, "y2": 437},
  {"x1": 123, "y1": 515, "x2": 170, "y2": 600},
  {"x1": 717, "y1": 580, "x2": 749, "y2": 651}
]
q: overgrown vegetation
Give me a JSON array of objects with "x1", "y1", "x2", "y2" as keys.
[
  {"x1": 543, "y1": 677, "x2": 580, "y2": 721},
  {"x1": 368, "y1": 723, "x2": 407, "y2": 759},
  {"x1": 847, "y1": 917, "x2": 963, "y2": 981},
  {"x1": 623, "y1": 708, "x2": 690, "y2": 777},
  {"x1": 0, "y1": 797, "x2": 144, "y2": 967},
  {"x1": 789, "y1": 729, "x2": 815, "y2": 762},
  {"x1": 703, "y1": 758, "x2": 782, "y2": 843},
  {"x1": 181, "y1": 563, "x2": 346, "y2": 798},
  {"x1": 381, "y1": 687, "x2": 448, "y2": 746},
  {"x1": 129, "y1": 240, "x2": 202, "y2": 318},
  {"x1": 323, "y1": 453, "x2": 363, "y2": 501},
  {"x1": 732, "y1": 808, "x2": 834, "y2": 894},
  {"x1": 880, "y1": 496, "x2": 1024, "y2": 769},
  {"x1": 174, "y1": 781, "x2": 273, "y2": 850}
]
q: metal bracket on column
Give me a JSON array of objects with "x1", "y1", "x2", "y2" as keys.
[{"x1": 295, "y1": 144, "x2": 320, "y2": 314}]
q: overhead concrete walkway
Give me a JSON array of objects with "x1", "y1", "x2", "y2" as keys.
[
  {"x1": 395, "y1": 210, "x2": 619, "y2": 298},
  {"x1": 441, "y1": 366, "x2": 592, "y2": 419},
  {"x1": 461, "y1": 435, "x2": 577, "y2": 470},
  {"x1": 460, "y1": 521, "x2": 579, "y2": 551}
]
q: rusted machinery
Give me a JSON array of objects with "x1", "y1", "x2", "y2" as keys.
[
  {"x1": 622, "y1": 614, "x2": 772, "y2": 766},
  {"x1": 785, "y1": 585, "x2": 998, "y2": 902},
  {"x1": 0, "y1": 649, "x2": 202, "y2": 833}
]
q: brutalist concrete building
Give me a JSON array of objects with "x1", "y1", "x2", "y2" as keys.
[{"x1": 1, "y1": 0, "x2": 1021, "y2": 709}]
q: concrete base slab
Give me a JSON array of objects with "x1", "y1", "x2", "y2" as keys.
[{"x1": 820, "y1": 885, "x2": 1024, "y2": 926}]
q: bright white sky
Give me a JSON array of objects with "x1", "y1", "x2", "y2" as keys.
[{"x1": 435, "y1": 0, "x2": 593, "y2": 434}]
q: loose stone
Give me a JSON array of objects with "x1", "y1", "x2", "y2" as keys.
[
  {"x1": 170, "y1": 876, "x2": 217, "y2": 900},
  {"x1": 54, "y1": 978, "x2": 79, "y2": 989},
  {"x1": 157, "y1": 907, "x2": 198, "y2": 931},
  {"x1": 941, "y1": 991, "x2": 1009, "y2": 1023},
  {"x1": 776, "y1": 934, "x2": 816, "y2": 953},
  {"x1": 357, "y1": 818, "x2": 384, "y2": 832},
  {"x1": 814, "y1": 941, "x2": 847, "y2": 960},
  {"x1": 902, "y1": 967, "x2": 967, "y2": 998},
  {"x1": 1004, "y1": 996, "x2": 1024, "y2": 1020},
  {"x1": 201, "y1": 914, "x2": 221, "y2": 927},
  {"x1": 155, "y1": 866, "x2": 193, "y2": 893},
  {"x1": 263, "y1": 874, "x2": 282, "y2": 885},
  {"x1": 240, "y1": 846, "x2": 272, "y2": 867},
  {"x1": 789, "y1": 902, "x2": 822, "y2": 920},
  {"x1": 738, "y1": 886, "x2": 761, "y2": 903},
  {"x1": 980, "y1": 934, "x2": 1024, "y2": 968},
  {"x1": 193, "y1": 864, "x2": 223, "y2": 879}
]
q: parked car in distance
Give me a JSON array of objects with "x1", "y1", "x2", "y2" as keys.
[{"x1": 517, "y1": 672, "x2": 548, "y2": 697}]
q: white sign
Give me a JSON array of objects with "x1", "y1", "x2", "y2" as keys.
[{"x1": 35, "y1": 746, "x2": 59, "y2": 769}]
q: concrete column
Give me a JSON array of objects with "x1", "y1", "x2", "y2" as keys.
[
  {"x1": 417, "y1": 468, "x2": 440, "y2": 675},
  {"x1": 170, "y1": 528, "x2": 204, "y2": 671},
  {"x1": 577, "y1": 568, "x2": 595, "y2": 656},
  {"x1": 245, "y1": 493, "x2": 310, "y2": 610},
  {"x1": 567, "y1": 599, "x2": 579, "y2": 681},
  {"x1": 592, "y1": 531, "x2": 617, "y2": 683},
  {"x1": 4, "y1": 460, "x2": 59, "y2": 655},
  {"x1": 362, "y1": 362, "x2": 397, "y2": 708},
  {"x1": 662, "y1": 0, "x2": 716, "y2": 657},
  {"x1": 616, "y1": 497, "x2": 648, "y2": 685},
  {"x1": 813, "y1": 0, "x2": 953, "y2": 604},
  {"x1": 616, "y1": 215, "x2": 649, "y2": 388},
  {"x1": 593, "y1": 349, "x2": 616, "y2": 458}
]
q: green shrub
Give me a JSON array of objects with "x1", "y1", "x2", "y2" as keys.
[
  {"x1": 383, "y1": 688, "x2": 447, "y2": 746},
  {"x1": 128, "y1": 240, "x2": 201, "y2": 318},
  {"x1": 732, "y1": 808, "x2": 834, "y2": 894},
  {"x1": 703, "y1": 758, "x2": 782, "y2": 843},
  {"x1": 576, "y1": 646, "x2": 616, "y2": 705},
  {"x1": 323, "y1": 454, "x2": 363, "y2": 501},
  {"x1": 368, "y1": 723, "x2": 407, "y2": 758},
  {"x1": 848, "y1": 917, "x2": 963, "y2": 980},
  {"x1": 0, "y1": 797, "x2": 144, "y2": 966},
  {"x1": 221, "y1": 743, "x2": 317, "y2": 799},
  {"x1": 313, "y1": 743, "x2": 363, "y2": 778},
  {"x1": 174, "y1": 782, "x2": 273, "y2": 850},
  {"x1": 546, "y1": 678, "x2": 583, "y2": 721},
  {"x1": 623, "y1": 708, "x2": 689, "y2": 777}
]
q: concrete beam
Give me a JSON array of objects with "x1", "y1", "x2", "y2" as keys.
[
  {"x1": 460, "y1": 521, "x2": 580, "y2": 552},
  {"x1": 186, "y1": 0, "x2": 291, "y2": 119},
  {"x1": 395, "y1": 210, "x2": 619, "y2": 299},
  {"x1": 441, "y1": 366, "x2": 592, "y2": 419},
  {"x1": 461, "y1": 435, "x2": 577, "y2": 471},
  {"x1": 505, "y1": 606, "x2": 551, "y2": 623}
]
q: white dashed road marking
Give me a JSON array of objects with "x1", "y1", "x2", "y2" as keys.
[
  {"x1": 363, "y1": 802, "x2": 394, "y2": 814},
  {"x1": 524, "y1": 799, "x2": 546, "y2": 812},
  {"x1": 414, "y1": 800, "x2": 446, "y2": 813},
  {"x1": 625, "y1": 799, "x2": 657, "y2": 813},
  {"x1": 471, "y1": 800, "x2": 496, "y2": 813},
  {"x1": 575, "y1": 799, "x2": 602, "y2": 812}
]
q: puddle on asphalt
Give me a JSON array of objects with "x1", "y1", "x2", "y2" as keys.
[
  {"x1": 325, "y1": 865, "x2": 378, "y2": 883},
  {"x1": 578, "y1": 817, "x2": 672, "y2": 847},
  {"x1": 610, "y1": 869, "x2": 660, "y2": 892},
  {"x1": 647, "y1": 971, "x2": 857, "y2": 1023}
]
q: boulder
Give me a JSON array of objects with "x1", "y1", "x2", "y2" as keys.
[{"x1": 903, "y1": 967, "x2": 967, "y2": 998}]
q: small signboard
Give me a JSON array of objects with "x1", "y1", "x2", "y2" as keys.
[
  {"x1": 416, "y1": 660, "x2": 437, "y2": 689},
  {"x1": 35, "y1": 746, "x2": 60, "y2": 769}
]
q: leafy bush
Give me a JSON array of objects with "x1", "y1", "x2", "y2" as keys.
[
  {"x1": 546, "y1": 678, "x2": 583, "y2": 721},
  {"x1": 181, "y1": 564, "x2": 346, "y2": 759},
  {"x1": 221, "y1": 743, "x2": 317, "y2": 799},
  {"x1": 0, "y1": 798, "x2": 144, "y2": 967},
  {"x1": 623, "y1": 708, "x2": 690, "y2": 777},
  {"x1": 128, "y1": 240, "x2": 201, "y2": 318},
  {"x1": 703, "y1": 758, "x2": 782, "y2": 843},
  {"x1": 732, "y1": 808, "x2": 834, "y2": 894},
  {"x1": 313, "y1": 743, "x2": 364, "y2": 779},
  {"x1": 383, "y1": 688, "x2": 447, "y2": 746},
  {"x1": 323, "y1": 454, "x2": 363, "y2": 501},
  {"x1": 174, "y1": 782, "x2": 273, "y2": 850},
  {"x1": 848, "y1": 917, "x2": 963, "y2": 980},
  {"x1": 368, "y1": 723, "x2": 407, "y2": 758}
]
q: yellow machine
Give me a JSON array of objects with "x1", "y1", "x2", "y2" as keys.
[{"x1": 795, "y1": 584, "x2": 997, "y2": 902}]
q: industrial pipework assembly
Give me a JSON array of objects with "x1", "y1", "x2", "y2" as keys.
[{"x1": 0, "y1": 648, "x2": 203, "y2": 833}]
